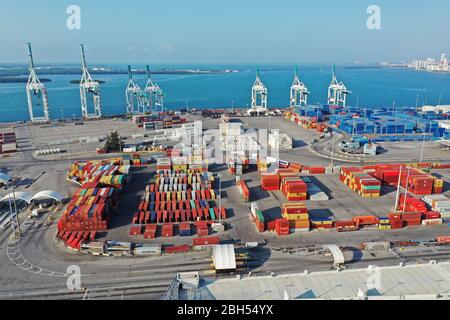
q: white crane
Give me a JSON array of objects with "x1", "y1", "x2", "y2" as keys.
[
  {"x1": 26, "y1": 43, "x2": 50, "y2": 123},
  {"x1": 290, "y1": 66, "x2": 310, "y2": 109},
  {"x1": 144, "y1": 65, "x2": 164, "y2": 113},
  {"x1": 328, "y1": 66, "x2": 351, "y2": 107},
  {"x1": 125, "y1": 65, "x2": 146, "y2": 114},
  {"x1": 248, "y1": 67, "x2": 268, "y2": 117},
  {"x1": 79, "y1": 44, "x2": 102, "y2": 119}
]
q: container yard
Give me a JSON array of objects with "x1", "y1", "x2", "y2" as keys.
[
  {"x1": 3, "y1": 105, "x2": 450, "y2": 303},
  {"x1": 2, "y1": 73, "x2": 450, "y2": 302}
]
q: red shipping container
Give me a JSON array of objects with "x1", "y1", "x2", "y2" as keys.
[
  {"x1": 161, "y1": 224, "x2": 174, "y2": 237},
  {"x1": 192, "y1": 236, "x2": 220, "y2": 247},
  {"x1": 165, "y1": 245, "x2": 191, "y2": 254},
  {"x1": 197, "y1": 228, "x2": 209, "y2": 237}
]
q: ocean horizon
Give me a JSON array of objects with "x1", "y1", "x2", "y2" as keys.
[{"x1": 1, "y1": 64, "x2": 449, "y2": 123}]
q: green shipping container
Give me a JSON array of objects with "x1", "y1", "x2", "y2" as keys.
[
  {"x1": 256, "y1": 210, "x2": 265, "y2": 223},
  {"x1": 362, "y1": 186, "x2": 381, "y2": 191}
]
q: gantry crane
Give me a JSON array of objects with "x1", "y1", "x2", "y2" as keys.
[
  {"x1": 290, "y1": 66, "x2": 310, "y2": 109},
  {"x1": 248, "y1": 67, "x2": 268, "y2": 117},
  {"x1": 125, "y1": 65, "x2": 146, "y2": 114},
  {"x1": 80, "y1": 44, "x2": 102, "y2": 119},
  {"x1": 328, "y1": 66, "x2": 351, "y2": 107},
  {"x1": 26, "y1": 43, "x2": 50, "y2": 123},
  {"x1": 144, "y1": 65, "x2": 164, "y2": 113}
]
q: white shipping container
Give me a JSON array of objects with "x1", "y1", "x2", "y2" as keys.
[{"x1": 422, "y1": 219, "x2": 443, "y2": 226}]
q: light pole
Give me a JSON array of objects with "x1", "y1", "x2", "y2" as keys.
[
  {"x1": 330, "y1": 132, "x2": 336, "y2": 169},
  {"x1": 60, "y1": 108, "x2": 64, "y2": 122},
  {"x1": 393, "y1": 166, "x2": 403, "y2": 211},
  {"x1": 402, "y1": 168, "x2": 411, "y2": 213},
  {"x1": 439, "y1": 94, "x2": 442, "y2": 106},
  {"x1": 217, "y1": 173, "x2": 222, "y2": 224},
  {"x1": 420, "y1": 133, "x2": 426, "y2": 164},
  {"x1": 415, "y1": 95, "x2": 420, "y2": 109},
  {"x1": 7, "y1": 179, "x2": 21, "y2": 238}
]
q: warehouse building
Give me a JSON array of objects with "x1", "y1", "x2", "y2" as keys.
[{"x1": 166, "y1": 262, "x2": 450, "y2": 300}]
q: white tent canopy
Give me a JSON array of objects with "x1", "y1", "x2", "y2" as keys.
[
  {"x1": 0, "y1": 192, "x2": 33, "y2": 204},
  {"x1": 212, "y1": 244, "x2": 236, "y2": 271},
  {"x1": 30, "y1": 190, "x2": 63, "y2": 202},
  {"x1": 0, "y1": 173, "x2": 12, "y2": 184}
]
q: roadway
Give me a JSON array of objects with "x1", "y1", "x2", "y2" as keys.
[{"x1": 2, "y1": 115, "x2": 450, "y2": 299}]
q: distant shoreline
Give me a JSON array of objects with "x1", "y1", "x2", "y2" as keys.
[
  {"x1": 0, "y1": 68, "x2": 240, "y2": 78},
  {"x1": 0, "y1": 77, "x2": 51, "y2": 83}
]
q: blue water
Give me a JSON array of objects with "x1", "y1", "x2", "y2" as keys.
[{"x1": 1, "y1": 65, "x2": 449, "y2": 122}]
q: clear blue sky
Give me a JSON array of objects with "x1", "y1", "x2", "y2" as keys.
[{"x1": 1, "y1": 0, "x2": 449, "y2": 64}]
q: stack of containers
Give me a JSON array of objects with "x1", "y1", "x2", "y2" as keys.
[
  {"x1": 378, "y1": 217, "x2": 392, "y2": 230},
  {"x1": 57, "y1": 186, "x2": 117, "y2": 233},
  {"x1": 423, "y1": 195, "x2": 450, "y2": 224},
  {"x1": 144, "y1": 224, "x2": 157, "y2": 239},
  {"x1": 251, "y1": 202, "x2": 265, "y2": 232},
  {"x1": 156, "y1": 157, "x2": 172, "y2": 173},
  {"x1": 401, "y1": 212, "x2": 423, "y2": 226},
  {"x1": 238, "y1": 180, "x2": 251, "y2": 202},
  {"x1": 261, "y1": 174, "x2": 280, "y2": 191},
  {"x1": 401, "y1": 169, "x2": 434, "y2": 195},
  {"x1": 282, "y1": 203, "x2": 309, "y2": 232},
  {"x1": 340, "y1": 167, "x2": 381, "y2": 198},
  {"x1": 195, "y1": 221, "x2": 209, "y2": 237},
  {"x1": 171, "y1": 157, "x2": 188, "y2": 172},
  {"x1": 161, "y1": 224, "x2": 174, "y2": 237},
  {"x1": 388, "y1": 213, "x2": 404, "y2": 229},
  {"x1": 69, "y1": 160, "x2": 129, "y2": 188},
  {"x1": 281, "y1": 177, "x2": 307, "y2": 201},
  {"x1": 370, "y1": 164, "x2": 402, "y2": 185},
  {"x1": 0, "y1": 131, "x2": 17, "y2": 154},
  {"x1": 129, "y1": 225, "x2": 143, "y2": 236},
  {"x1": 398, "y1": 194, "x2": 428, "y2": 213},
  {"x1": 179, "y1": 223, "x2": 191, "y2": 236},
  {"x1": 275, "y1": 219, "x2": 290, "y2": 236}
]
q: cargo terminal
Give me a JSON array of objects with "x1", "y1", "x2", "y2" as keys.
[{"x1": 2, "y1": 63, "x2": 450, "y2": 300}]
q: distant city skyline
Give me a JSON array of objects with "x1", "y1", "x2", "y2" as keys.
[{"x1": 1, "y1": 0, "x2": 449, "y2": 64}]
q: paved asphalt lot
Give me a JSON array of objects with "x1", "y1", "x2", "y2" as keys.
[{"x1": 1, "y1": 115, "x2": 450, "y2": 299}]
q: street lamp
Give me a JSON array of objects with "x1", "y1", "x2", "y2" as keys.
[
  {"x1": 330, "y1": 132, "x2": 336, "y2": 169},
  {"x1": 420, "y1": 133, "x2": 426, "y2": 164},
  {"x1": 6, "y1": 179, "x2": 21, "y2": 238},
  {"x1": 217, "y1": 173, "x2": 222, "y2": 224}
]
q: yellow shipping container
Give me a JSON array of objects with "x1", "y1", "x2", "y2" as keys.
[
  {"x1": 288, "y1": 221, "x2": 310, "y2": 229},
  {"x1": 283, "y1": 202, "x2": 307, "y2": 208},
  {"x1": 173, "y1": 164, "x2": 188, "y2": 171},
  {"x1": 282, "y1": 213, "x2": 309, "y2": 221},
  {"x1": 361, "y1": 193, "x2": 380, "y2": 198},
  {"x1": 434, "y1": 179, "x2": 444, "y2": 188},
  {"x1": 311, "y1": 220, "x2": 333, "y2": 225}
]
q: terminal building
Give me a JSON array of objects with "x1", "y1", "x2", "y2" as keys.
[{"x1": 163, "y1": 262, "x2": 450, "y2": 300}]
